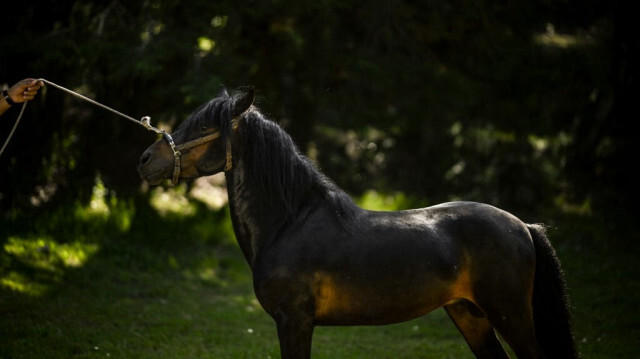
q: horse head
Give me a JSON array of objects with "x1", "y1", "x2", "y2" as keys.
[{"x1": 138, "y1": 87, "x2": 254, "y2": 185}]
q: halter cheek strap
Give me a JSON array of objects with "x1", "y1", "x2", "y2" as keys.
[{"x1": 162, "y1": 131, "x2": 182, "y2": 185}]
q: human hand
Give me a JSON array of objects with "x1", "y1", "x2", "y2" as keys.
[{"x1": 6, "y1": 78, "x2": 44, "y2": 103}]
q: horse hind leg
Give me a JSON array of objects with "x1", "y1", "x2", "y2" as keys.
[
  {"x1": 480, "y1": 297, "x2": 544, "y2": 359},
  {"x1": 444, "y1": 300, "x2": 510, "y2": 359}
]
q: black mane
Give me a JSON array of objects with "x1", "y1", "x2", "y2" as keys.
[
  {"x1": 177, "y1": 90, "x2": 236, "y2": 141},
  {"x1": 238, "y1": 108, "x2": 358, "y2": 222},
  {"x1": 182, "y1": 90, "x2": 358, "y2": 222}
]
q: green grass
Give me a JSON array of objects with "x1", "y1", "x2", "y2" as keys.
[
  {"x1": 1, "y1": 189, "x2": 639, "y2": 358},
  {"x1": 549, "y1": 214, "x2": 640, "y2": 359}
]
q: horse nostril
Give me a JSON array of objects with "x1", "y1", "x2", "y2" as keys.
[{"x1": 140, "y1": 151, "x2": 151, "y2": 166}]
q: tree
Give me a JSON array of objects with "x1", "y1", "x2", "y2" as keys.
[{"x1": 1, "y1": 0, "x2": 630, "y2": 236}]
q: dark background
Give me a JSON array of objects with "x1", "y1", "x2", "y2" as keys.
[
  {"x1": 1, "y1": 1, "x2": 639, "y2": 357},
  {"x1": 1, "y1": 0, "x2": 636, "y2": 239}
]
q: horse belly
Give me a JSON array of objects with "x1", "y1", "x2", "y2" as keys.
[{"x1": 312, "y1": 270, "x2": 454, "y2": 326}]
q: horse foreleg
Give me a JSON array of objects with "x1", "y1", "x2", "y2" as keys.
[
  {"x1": 275, "y1": 315, "x2": 314, "y2": 359},
  {"x1": 444, "y1": 300, "x2": 510, "y2": 359}
]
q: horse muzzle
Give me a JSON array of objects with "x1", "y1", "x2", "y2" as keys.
[{"x1": 138, "y1": 144, "x2": 173, "y2": 185}]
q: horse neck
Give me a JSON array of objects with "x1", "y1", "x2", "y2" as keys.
[
  {"x1": 222, "y1": 117, "x2": 358, "y2": 267},
  {"x1": 224, "y1": 156, "x2": 304, "y2": 267}
]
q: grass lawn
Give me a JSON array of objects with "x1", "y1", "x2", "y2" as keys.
[{"x1": 1, "y1": 189, "x2": 638, "y2": 358}]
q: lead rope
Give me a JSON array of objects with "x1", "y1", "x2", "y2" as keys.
[
  {"x1": 0, "y1": 102, "x2": 27, "y2": 157},
  {"x1": 0, "y1": 78, "x2": 165, "y2": 158}
]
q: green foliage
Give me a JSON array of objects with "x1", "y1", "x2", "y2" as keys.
[{"x1": 357, "y1": 189, "x2": 428, "y2": 212}]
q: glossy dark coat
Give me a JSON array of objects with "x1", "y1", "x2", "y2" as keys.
[{"x1": 138, "y1": 89, "x2": 577, "y2": 359}]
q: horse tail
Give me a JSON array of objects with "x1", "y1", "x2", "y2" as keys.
[{"x1": 528, "y1": 223, "x2": 579, "y2": 359}]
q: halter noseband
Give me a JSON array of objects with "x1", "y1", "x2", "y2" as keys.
[{"x1": 163, "y1": 118, "x2": 239, "y2": 184}]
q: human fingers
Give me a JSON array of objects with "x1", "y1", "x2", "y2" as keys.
[
  {"x1": 22, "y1": 85, "x2": 42, "y2": 101},
  {"x1": 19, "y1": 78, "x2": 44, "y2": 90},
  {"x1": 24, "y1": 84, "x2": 42, "y2": 92},
  {"x1": 17, "y1": 78, "x2": 36, "y2": 88},
  {"x1": 23, "y1": 89, "x2": 39, "y2": 97},
  {"x1": 27, "y1": 79, "x2": 44, "y2": 88}
]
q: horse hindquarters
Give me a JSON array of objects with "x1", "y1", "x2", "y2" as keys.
[
  {"x1": 529, "y1": 224, "x2": 578, "y2": 359},
  {"x1": 442, "y1": 210, "x2": 544, "y2": 358}
]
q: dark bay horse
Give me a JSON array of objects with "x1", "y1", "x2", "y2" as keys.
[{"x1": 138, "y1": 88, "x2": 577, "y2": 359}]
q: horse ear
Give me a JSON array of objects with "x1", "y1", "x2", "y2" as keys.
[
  {"x1": 217, "y1": 86, "x2": 230, "y2": 98},
  {"x1": 233, "y1": 87, "x2": 255, "y2": 117}
]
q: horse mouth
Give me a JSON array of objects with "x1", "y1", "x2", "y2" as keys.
[{"x1": 138, "y1": 167, "x2": 168, "y2": 186}]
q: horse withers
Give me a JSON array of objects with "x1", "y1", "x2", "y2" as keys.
[{"x1": 138, "y1": 88, "x2": 577, "y2": 359}]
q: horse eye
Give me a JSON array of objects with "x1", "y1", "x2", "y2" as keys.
[{"x1": 200, "y1": 124, "x2": 208, "y2": 131}]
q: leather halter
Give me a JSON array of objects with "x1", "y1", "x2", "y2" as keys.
[{"x1": 163, "y1": 118, "x2": 239, "y2": 184}]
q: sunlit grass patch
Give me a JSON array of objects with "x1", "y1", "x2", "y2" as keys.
[
  {"x1": 1, "y1": 236, "x2": 99, "y2": 295},
  {"x1": 4, "y1": 237, "x2": 98, "y2": 269},
  {"x1": 0, "y1": 271, "x2": 49, "y2": 296},
  {"x1": 149, "y1": 184, "x2": 197, "y2": 217},
  {"x1": 72, "y1": 175, "x2": 135, "y2": 232},
  {"x1": 0, "y1": 177, "x2": 138, "y2": 296},
  {"x1": 534, "y1": 23, "x2": 593, "y2": 48}
]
